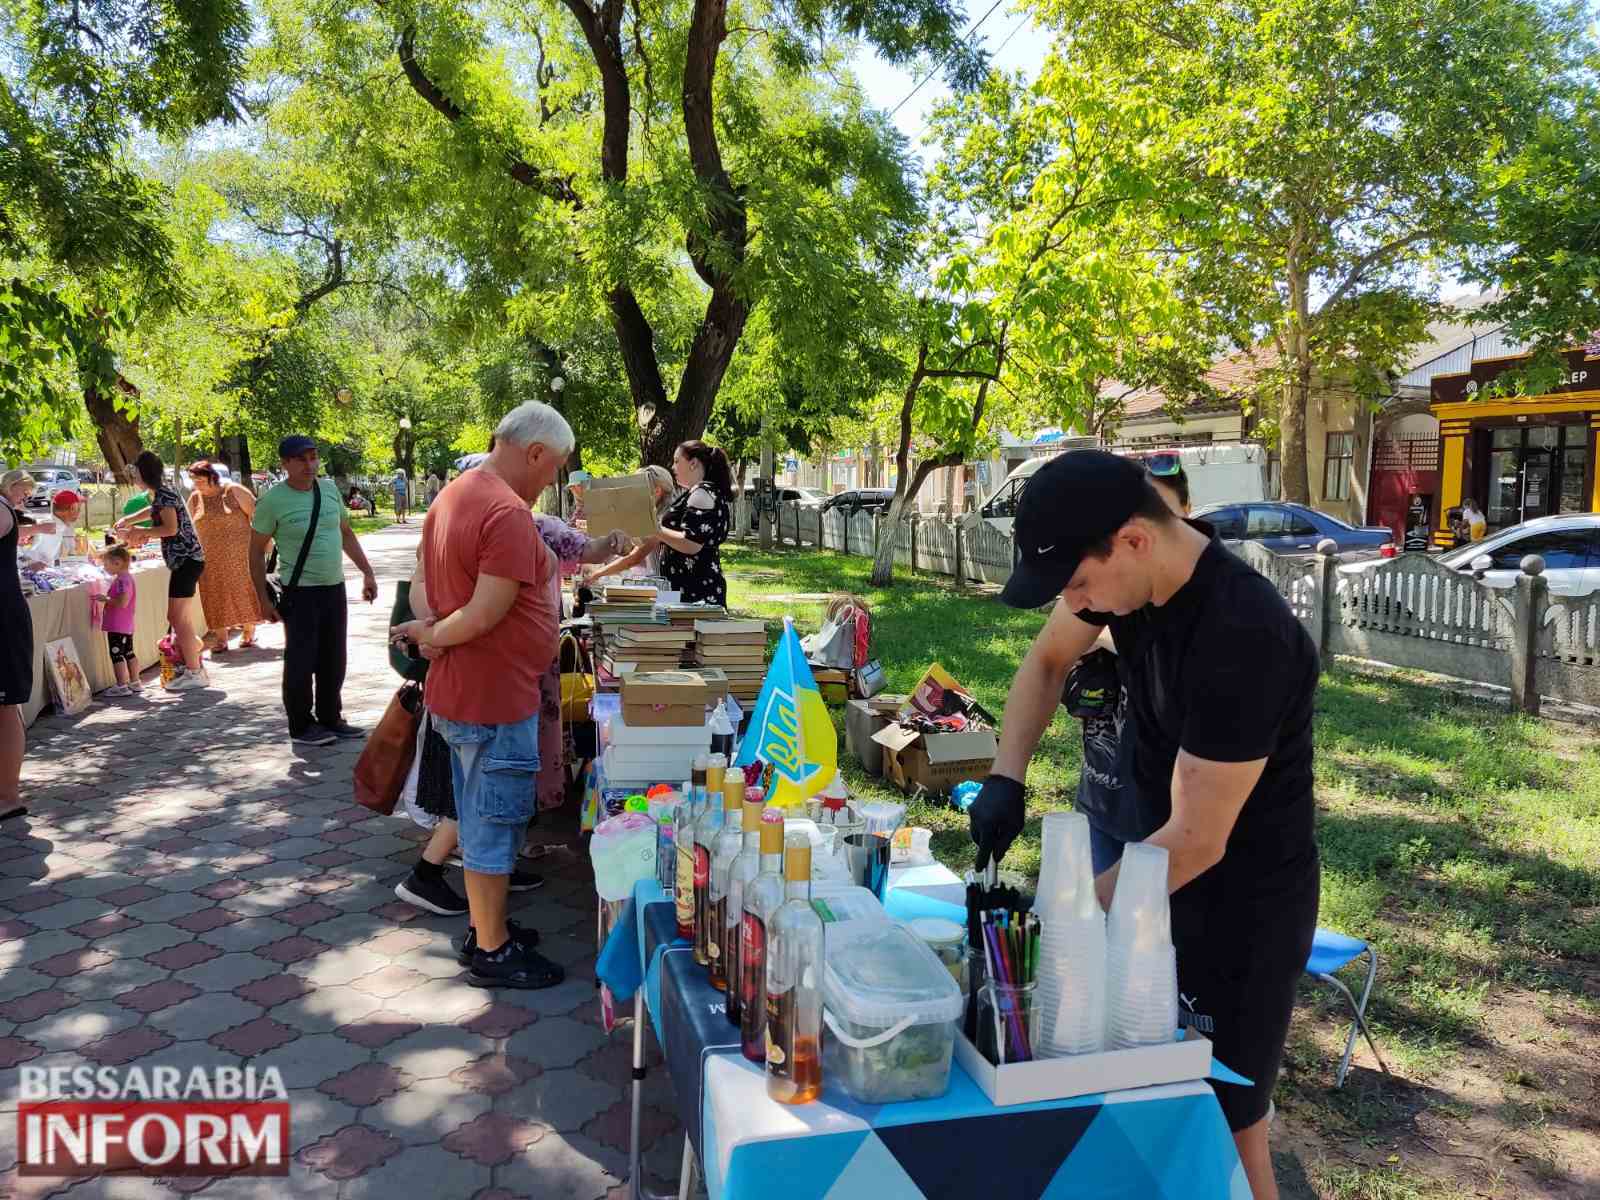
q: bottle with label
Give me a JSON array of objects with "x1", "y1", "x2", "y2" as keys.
[
  {"x1": 765, "y1": 834, "x2": 824, "y2": 1104},
  {"x1": 673, "y1": 778, "x2": 696, "y2": 939},
  {"x1": 691, "y1": 761, "x2": 723, "y2": 968},
  {"x1": 722, "y1": 792, "x2": 764, "y2": 1024},
  {"x1": 707, "y1": 776, "x2": 746, "y2": 992},
  {"x1": 740, "y1": 809, "x2": 785, "y2": 1059}
]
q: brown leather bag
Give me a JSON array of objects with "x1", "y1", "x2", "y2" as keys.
[{"x1": 353, "y1": 683, "x2": 423, "y2": 815}]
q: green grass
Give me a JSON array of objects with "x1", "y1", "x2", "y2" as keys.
[
  {"x1": 722, "y1": 543, "x2": 1600, "y2": 1080},
  {"x1": 349, "y1": 515, "x2": 396, "y2": 536}
]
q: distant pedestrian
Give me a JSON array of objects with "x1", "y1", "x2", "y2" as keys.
[
  {"x1": 98, "y1": 545, "x2": 144, "y2": 697},
  {"x1": 389, "y1": 401, "x2": 571, "y2": 989},
  {"x1": 249, "y1": 435, "x2": 379, "y2": 747},
  {"x1": 565, "y1": 469, "x2": 590, "y2": 527},
  {"x1": 392, "y1": 467, "x2": 410, "y2": 524},
  {"x1": 1461, "y1": 498, "x2": 1487, "y2": 542},
  {"x1": 425, "y1": 472, "x2": 442, "y2": 507}
]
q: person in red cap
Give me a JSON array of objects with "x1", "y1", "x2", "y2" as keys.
[
  {"x1": 21, "y1": 489, "x2": 86, "y2": 566},
  {"x1": 967, "y1": 449, "x2": 1319, "y2": 1200}
]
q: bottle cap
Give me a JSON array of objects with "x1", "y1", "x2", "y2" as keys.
[
  {"x1": 783, "y1": 832, "x2": 812, "y2": 882},
  {"x1": 722, "y1": 775, "x2": 745, "y2": 812},
  {"x1": 759, "y1": 810, "x2": 784, "y2": 854}
]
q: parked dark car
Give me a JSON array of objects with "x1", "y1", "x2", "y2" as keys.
[
  {"x1": 1194, "y1": 501, "x2": 1394, "y2": 555},
  {"x1": 819, "y1": 488, "x2": 896, "y2": 516}
]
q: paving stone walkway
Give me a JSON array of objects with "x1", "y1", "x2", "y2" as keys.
[{"x1": 2, "y1": 525, "x2": 688, "y2": 1199}]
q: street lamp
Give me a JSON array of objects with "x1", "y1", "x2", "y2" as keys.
[
  {"x1": 398, "y1": 417, "x2": 412, "y2": 431},
  {"x1": 551, "y1": 375, "x2": 566, "y2": 394}
]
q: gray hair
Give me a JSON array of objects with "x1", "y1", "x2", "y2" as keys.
[
  {"x1": 1, "y1": 469, "x2": 35, "y2": 493},
  {"x1": 495, "y1": 401, "x2": 575, "y2": 454}
]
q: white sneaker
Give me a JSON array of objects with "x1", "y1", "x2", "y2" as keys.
[
  {"x1": 167, "y1": 670, "x2": 210, "y2": 692},
  {"x1": 103, "y1": 684, "x2": 132, "y2": 697}
]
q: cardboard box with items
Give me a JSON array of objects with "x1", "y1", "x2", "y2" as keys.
[
  {"x1": 619, "y1": 670, "x2": 714, "y2": 727},
  {"x1": 865, "y1": 666, "x2": 998, "y2": 796}
]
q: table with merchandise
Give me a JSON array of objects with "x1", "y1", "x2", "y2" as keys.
[
  {"x1": 598, "y1": 869, "x2": 1250, "y2": 1200},
  {"x1": 19, "y1": 556, "x2": 179, "y2": 726}
]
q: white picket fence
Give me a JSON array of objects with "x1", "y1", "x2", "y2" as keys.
[{"x1": 740, "y1": 499, "x2": 1600, "y2": 713}]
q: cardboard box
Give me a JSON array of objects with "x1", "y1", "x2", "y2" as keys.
[
  {"x1": 621, "y1": 701, "x2": 705, "y2": 728},
  {"x1": 585, "y1": 472, "x2": 661, "y2": 539},
  {"x1": 871, "y1": 724, "x2": 997, "y2": 795},
  {"x1": 845, "y1": 698, "x2": 889, "y2": 777},
  {"x1": 954, "y1": 1028, "x2": 1215, "y2": 1107},
  {"x1": 621, "y1": 671, "x2": 712, "y2": 708}
]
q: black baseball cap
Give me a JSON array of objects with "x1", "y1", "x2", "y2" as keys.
[
  {"x1": 1000, "y1": 450, "x2": 1153, "y2": 609},
  {"x1": 278, "y1": 435, "x2": 317, "y2": 459}
]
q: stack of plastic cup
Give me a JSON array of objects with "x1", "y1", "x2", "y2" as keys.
[
  {"x1": 1032, "y1": 812, "x2": 1107, "y2": 1056},
  {"x1": 1105, "y1": 842, "x2": 1178, "y2": 1050}
]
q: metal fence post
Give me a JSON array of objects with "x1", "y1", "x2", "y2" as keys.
[
  {"x1": 1511, "y1": 556, "x2": 1548, "y2": 716},
  {"x1": 954, "y1": 520, "x2": 965, "y2": 587},
  {"x1": 910, "y1": 515, "x2": 919, "y2": 571}
]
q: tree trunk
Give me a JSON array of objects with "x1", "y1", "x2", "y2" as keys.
[
  {"x1": 1280, "y1": 251, "x2": 1313, "y2": 504},
  {"x1": 869, "y1": 460, "x2": 941, "y2": 587},
  {"x1": 84, "y1": 383, "x2": 142, "y2": 479}
]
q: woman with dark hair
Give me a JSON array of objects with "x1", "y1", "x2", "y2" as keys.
[
  {"x1": 114, "y1": 450, "x2": 210, "y2": 691},
  {"x1": 1, "y1": 470, "x2": 37, "y2": 813},
  {"x1": 646, "y1": 440, "x2": 732, "y2": 606},
  {"x1": 186, "y1": 460, "x2": 262, "y2": 652}
]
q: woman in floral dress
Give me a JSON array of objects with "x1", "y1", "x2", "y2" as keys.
[
  {"x1": 648, "y1": 441, "x2": 732, "y2": 607},
  {"x1": 185, "y1": 461, "x2": 263, "y2": 651}
]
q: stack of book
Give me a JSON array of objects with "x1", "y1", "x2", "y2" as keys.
[
  {"x1": 693, "y1": 619, "x2": 768, "y2": 703},
  {"x1": 602, "y1": 583, "x2": 658, "y2": 605},
  {"x1": 661, "y1": 603, "x2": 727, "y2": 664},
  {"x1": 602, "y1": 625, "x2": 696, "y2": 675}
]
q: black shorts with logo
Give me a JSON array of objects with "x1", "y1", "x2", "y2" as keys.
[{"x1": 1173, "y1": 849, "x2": 1320, "y2": 1132}]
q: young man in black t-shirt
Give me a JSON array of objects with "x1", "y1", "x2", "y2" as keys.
[{"x1": 969, "y1": 450, "x2": 1320, "y2": 1200}]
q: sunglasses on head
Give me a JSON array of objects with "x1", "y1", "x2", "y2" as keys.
[{"x1": 1143, "y1": 452, "x2": 1181, "y2": 476}]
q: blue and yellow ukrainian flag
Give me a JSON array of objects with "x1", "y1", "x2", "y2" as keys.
[{"x1": 736, "y1": 617, "x2": 837, "y2": 809}]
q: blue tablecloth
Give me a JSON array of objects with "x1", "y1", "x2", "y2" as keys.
[{"x1": 595, "y1": 875, "x2": 1250, "y2": 1199}]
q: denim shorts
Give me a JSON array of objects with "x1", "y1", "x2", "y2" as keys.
[{"x1": 432, "y1": 712, "x2": 540, "y2": 875}]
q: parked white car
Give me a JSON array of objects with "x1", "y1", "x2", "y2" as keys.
[{"x1": 1339, "y1": 514, "x2": 1600, "y2": 598}]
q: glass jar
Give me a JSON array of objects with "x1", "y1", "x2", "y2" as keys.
[
  {"x1": 907, "y1": 918, "x2": 968, "y2": 994},
  {"x1": 977, "y1": 981, "x2": 1039, "y2": 1065}
]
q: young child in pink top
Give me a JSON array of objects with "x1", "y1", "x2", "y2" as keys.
[{"x1": 99, "y1": 545, "x2": 143, "y2": 696}]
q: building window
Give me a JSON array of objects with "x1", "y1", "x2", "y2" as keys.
[{"x1": 1324, "y1": 432, "x2": 1355, "y2": 501}]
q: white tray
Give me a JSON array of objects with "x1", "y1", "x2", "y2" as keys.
[{"x1": 955, "y1": 1026, "x2": 1213, "y2": 1106}]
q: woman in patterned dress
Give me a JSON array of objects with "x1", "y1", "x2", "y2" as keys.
[
  {"x1": 648, "y1": 441, "x2": 732, "y2": 607},
  {"x1": 185, "y1": 461, "x2": 263, "y2": 652}
]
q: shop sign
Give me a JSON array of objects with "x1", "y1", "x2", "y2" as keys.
[{"x1": 1433, "y1": 348, "x2": 1597, "y2": 405}]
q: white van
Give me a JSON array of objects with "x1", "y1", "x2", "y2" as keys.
[{"x1": 976, "y1": 444, "x2": 1269, "y2": 534}]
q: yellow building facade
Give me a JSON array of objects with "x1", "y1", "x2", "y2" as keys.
[{"x1": 1429, "y1": 348, "x2": 1600, "y2": 546}]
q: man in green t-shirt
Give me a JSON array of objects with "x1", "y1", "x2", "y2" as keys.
[{"x1": 249, "y1": 435, "x2": 380, "y2": 747}]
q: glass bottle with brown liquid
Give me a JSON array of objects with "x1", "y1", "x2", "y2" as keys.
[
  {"x1": 739, "y1": 810, "x2": 785, "y2": 1059},
  {"x1": 765, "y1": 834, "x2": 824, "y2": 1104},
  {"x1": 707, "y1": 776, "x2": 745, "y2": 993},
  {"x1": 723, "y1": 793, "x2": 765, "y2": 1026},
  {"x1": 673, "y1": 777, "x2": 697, "y2": 940}
]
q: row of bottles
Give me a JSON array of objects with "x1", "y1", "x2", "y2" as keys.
[{"x1": 674, "y1": 760, "x2": 824, "y2": 1105}]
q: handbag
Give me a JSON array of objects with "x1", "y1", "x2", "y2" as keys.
[
  {"x1": 559, "y1": 630, "x2": 595, "y2": 724},
  {"x1": 388, "y1": 580, "x2": 429, "y2": 683},
  {"x1": 353, "y1": 682, "x2": 424, "y2": 815},
  {"x1": 852, "y1": 659, "x2": 887, "y2": 698},
  {"x1": 265, "y1": 479, "x2": 322, "y2": 613}
]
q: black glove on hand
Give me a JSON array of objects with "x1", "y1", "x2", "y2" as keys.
[{"x1": 969, "y1": 773, "x2": 1026, "y2": 872}]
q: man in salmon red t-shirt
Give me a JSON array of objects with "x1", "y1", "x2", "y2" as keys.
[{"x1": 391, "y1": 401, "x2": 572, "y2": 990}]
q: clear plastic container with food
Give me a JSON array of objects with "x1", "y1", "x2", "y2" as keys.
[
  {"x1": 906, "y1": 917, "x2": 968, "y2": 994},
  {"x1": 821, "y1": 922, "x2": 963, "y2": 1103}
]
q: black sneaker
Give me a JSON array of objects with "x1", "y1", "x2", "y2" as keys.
[
  {"x1": 394, "y1": 869, "x2": 469, "y2": 916},
  {"x1": 468, "y1": 940, "x2": 565, "y2": 990},
  {"x1": 508, "y1": 866, "x2": 545, "y2": 892},
  {"x1": 454, "y1": 918, "x2": 540, "y2": 965},
  {"x1": 292, "y1": 724, "x2": 338, "y2": 747},
  {"x1": 324, "y1": 721, "x2": 366, "y2": 739}
]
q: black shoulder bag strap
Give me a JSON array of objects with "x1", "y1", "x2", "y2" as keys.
[
  {"x1": 288, "y1": 479, "x2": 323, "y2": 591},
  {"x1": 272, "y1": 480, "x2": 323, "y2": 610}
]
